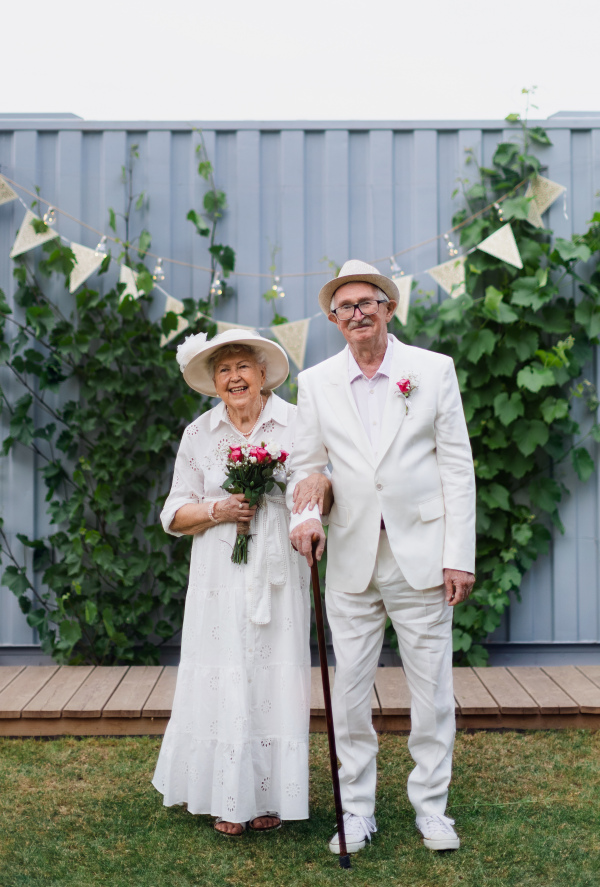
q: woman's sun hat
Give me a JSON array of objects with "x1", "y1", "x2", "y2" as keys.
[
  {"x1": 176, "y1": 328, "x2": 290, "y2": 396},
  {"x1": 318, "y1": 259, "x2": 399, "y2": 316}
]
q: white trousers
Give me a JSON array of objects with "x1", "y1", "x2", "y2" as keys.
[{"x1": 326, "y1": 530, "x2": 455, "y2": 819}]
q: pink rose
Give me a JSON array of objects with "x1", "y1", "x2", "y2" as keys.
[
  {"x1": 397, "y1": 378, "x2": 411, "y2": 394},
  {"x1": 278, "y1": 449, "x2": 289, "y2": 463},
  {"x1": 255, "y1": 447, "x2": 269, "y2": 463},
  {"x1": 229, "y1": 447, "x2": 243, "y2": 463}
]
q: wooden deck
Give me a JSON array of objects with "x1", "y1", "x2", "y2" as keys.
[{"x1": 0, "y1": 665, "x2": 599, "y2": 737}]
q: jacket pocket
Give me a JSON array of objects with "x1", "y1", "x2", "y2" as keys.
[
  {"x1": 329, "y1": 504, "x2": 349, "y2": 528},
  {"x1": 418, "y1": 495, "x2": 445, "y2": 522}
]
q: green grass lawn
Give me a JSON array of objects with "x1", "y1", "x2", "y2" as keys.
[{"x1": 0, "y1": 731, "x2": 598, "y2": 887}]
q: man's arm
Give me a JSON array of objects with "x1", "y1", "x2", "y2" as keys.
[{"x1": 288, "y1": 373, "x2": 329, "y2": 565}]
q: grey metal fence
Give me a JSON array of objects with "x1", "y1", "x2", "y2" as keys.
[{"x1": 1, "y1": 113, "x2": 600, "y2": 661}]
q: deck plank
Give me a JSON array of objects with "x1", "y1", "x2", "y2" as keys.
[
  {"x1": 63, "y1": 666, "x2": 129, "y2": 718},
  {"x1": 0, "y1": 666, "x2": 25, "y2": 695},
  {"x1": 143, "y1": 666, "x2": 178, "y2": 717},
  {"x1": 375, "y1": 667, "x2": 411, "y2": 716},
  {"x1": 578, "y1": 665, "x2": 600, "y2": 690},
  {"x1": 507, "y1": 667, "x2": 579, "y2": 714},
  {"x1": 102, "y1": 666, "x2": 163, "y2": 718},
  {"x1": 0, "y1": 666, "x2": 59, "y2": 718},
  {"x1": 473, "y1": 667, "x2": 538, "y2": 714},
  {"x1": 310, "y1": 666, "x2": 335, "y2": 715},
  {"x1": 22, "y1": 666, "x2": 95, "y2": 718},
  {"x1": 452, "y1": 668, "x2": 499, "y2": 715},
  {"x1": 542, "y1": 666, "x2": 600, "y2": 714}
]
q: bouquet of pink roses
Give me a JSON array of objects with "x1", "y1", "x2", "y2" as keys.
[{"x1": 221, "y1": 441, "x2": 289, "y2": 564}]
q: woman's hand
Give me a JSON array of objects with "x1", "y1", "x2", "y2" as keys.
[
  {"x1": 292, "y1": 473, "x2": 334, "y2": 516},
  {"x1": 215, "y1": 493, "x2": 257, "y2": 524}
]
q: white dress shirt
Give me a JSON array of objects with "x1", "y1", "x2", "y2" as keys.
[{"x1": 289, "y1": 336, "x2": 394, "y2": 529}]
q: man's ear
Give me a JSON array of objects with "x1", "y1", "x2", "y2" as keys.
[
  {"x1": 327, "y1": 313, "x2": 339, "y2": 325},
  {"x1": 385, "y1": 301, "x2": 397, "y2": 321}
]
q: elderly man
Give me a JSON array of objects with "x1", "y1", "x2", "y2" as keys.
[{"x1": 289, "y1": 260, "x2": 476, "y2": 854}]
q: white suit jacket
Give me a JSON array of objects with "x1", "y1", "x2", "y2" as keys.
[{"x1": 287, "y1": 336, "x2": 476, "y2": 592}]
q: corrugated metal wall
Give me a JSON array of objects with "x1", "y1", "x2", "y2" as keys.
[{"x1": 1, "y1": 115, "x2": 600, "y2": 653}]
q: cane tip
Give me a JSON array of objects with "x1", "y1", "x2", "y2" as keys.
[{"x1": 339, "y1": 855, "x2": 351, "y2": 869}]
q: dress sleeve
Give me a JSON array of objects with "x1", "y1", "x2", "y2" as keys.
[{"x1": 160, "y1": 428, "x2": 205, "y2": 537}]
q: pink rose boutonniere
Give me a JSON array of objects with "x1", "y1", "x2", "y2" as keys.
[{"x1": 395, "y1": 374, "x2": 419, "y2": 414}]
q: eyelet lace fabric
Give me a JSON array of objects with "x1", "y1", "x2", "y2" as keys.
[{"x1": 152, "y1": 394, "x2": 311, "y2": 822}]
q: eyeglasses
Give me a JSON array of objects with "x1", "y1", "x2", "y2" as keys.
[{"x1": 331, "y1": 299, "x2": 388, "y2": 321}]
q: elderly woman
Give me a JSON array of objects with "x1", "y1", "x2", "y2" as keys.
[{"x1": 152, "y1": 328, "x2": 331, "y2": 836}]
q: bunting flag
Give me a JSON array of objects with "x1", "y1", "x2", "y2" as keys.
[
  {"x1": 528, "y1": 175, "x2": 566, "y2": 216},
  {"x1": 215, "y1": 320, "x2": 256, "y2": 335},
  {"x1": 160, "y1": 295, "x2": 190, "y2": 346},
  {"x1": 271, "y1": 318, "x2": 310, "y2": 370},
  {"x1": 393, "y1": 275, "x2": 413, "y2": 324},
  {"x1": 524, "y1": 183, "x2": 545, "y2": 228},
  {"x1": 69, "y1": 242, "x2": 104, "y2": 293},
  {"x1": 119, "y1": 264, "x2": 140, "y2": 301},
  {"x1": 0, "y1": 176, "x2": 18, "y2": 206},
  {"x1": 427, "y1": 256, "x2": 466, "y2": 299},
  {"x1": 477, "y1": 223, "x2": 523, "y2": 269},
  {"x1": 9, "y1": 210, "x2": 59, "y2": 258}
]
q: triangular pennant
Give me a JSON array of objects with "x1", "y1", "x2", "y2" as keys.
[
  {"x1": 477, "y1": 223, "x2": 523, "y2": 269},
  {"x1": 160, "y1": 295, "x2": 189, "y2": 346},
  {"x1": 9, "y1": 210, "x2": 59, "y2": 258},
  {"x1": 427, "y1": 256, "x2": 466, "y2": 299},
  {"x1": 69, "y1": 242, "x2": 104, "y2": 293},
  {"x1": 528, "y1": 175, "x2": 566, "y2": 215},
  {"x1": 271, "y1": 318, "x2": 310, "y2": 370},
  {"x1": 392, "y1": 274, "x2": 413, "y2": 324},
  {"x1": 119, "y1": 264, "x2": 139, "y2": 301},
  {"x1": 215, "y1": 320, "x2": 256, "y2": 335},
  {"x1": 524, "y1": 183, "x2": 544, "y2": 228},
  {"x1": 0, "y1": 176, "x2": 18, "y2": 206}
]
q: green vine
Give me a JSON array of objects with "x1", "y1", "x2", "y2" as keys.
[
  {"x1": 0, "y1": 146, "x2": 235, "y2": 664},
  {"x1": 394, "y1": 116, "x2": 600, "y2": 665}
]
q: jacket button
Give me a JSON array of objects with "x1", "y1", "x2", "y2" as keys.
[{"x1": 376, "y1": 483, "x2": 383, "y2": 491}]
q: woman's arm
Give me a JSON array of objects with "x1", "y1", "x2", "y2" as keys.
[{"x1": 170, "y1": 494, "x2": 257, "y2": 535}]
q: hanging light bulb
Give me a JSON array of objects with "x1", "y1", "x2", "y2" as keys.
[
  {"x1": 443, "y1": 233, "x2": 458, "y2": 257},
  {"x1": 563, "y1": 189, "x2": 569, "y2": 221},
  {"x1": 43, "y1": 206, "x2": 56, "y2": 227},
  {"x1": 94, "y1": 235, "x2": 108, "y2": 257},
  {"x1": 494, "y1": 202, "x2": 504, "y2": 222},
  {"x1": 272, "y1": 275, "x2": 285, "y2": 298},
  {"x1": 210, "y1": 275, "x2": 223, "y2": 298},
  {"x1": 152, "y1": 257, "x2": 165, "y2": 281},
  {"x1": 390, "y1": 257, "x2": 404, "y2": 278}
]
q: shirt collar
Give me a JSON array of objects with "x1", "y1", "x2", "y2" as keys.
[
  {"x1": 348, "y1": 334, "x2": 395, "y2": 383},
  {"x1": 209, "y1": 391, "x2": 288, "y2": 432}
]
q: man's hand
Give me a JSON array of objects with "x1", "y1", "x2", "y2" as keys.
[
  {"x1": 443, "y1": 569, "x2": 475, "y2": 606},
  {"x1": 292, "y1": 473, "x2": 334, "y2": 516},
  {"x1": 290, "y1": 519, "x2": 326, "y2": 567}
]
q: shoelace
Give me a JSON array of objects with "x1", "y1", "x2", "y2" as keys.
[
  {"x1": 422, "y1": 814, "x2": 456, "y2": 835},
  {"x1": 341, "y1": 812, "x2": 378, "y2": 840}
]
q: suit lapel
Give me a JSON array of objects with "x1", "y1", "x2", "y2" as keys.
[
  {"x1": 322, "y1": 347, "x2": 376, "y2": 468},
  {"x1": 376, "y1": 338, "x2": 407, "y2": 465}
]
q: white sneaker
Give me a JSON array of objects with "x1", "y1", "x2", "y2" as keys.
[
  {"x1": 416, "y1": 814, "x2": 460, "y2": 850},
  {"x1": 328, "y1": 812, "x2": 377, "y2": 854}
]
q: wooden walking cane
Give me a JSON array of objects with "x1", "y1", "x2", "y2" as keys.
[{"x1": 310, "y1": 537, "x2": 351, "y2": 869}]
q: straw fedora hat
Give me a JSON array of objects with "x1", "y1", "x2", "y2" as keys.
[
  {"x1": 177, "y1": 328, "x2": 289, "y2": 396},
  {"x1": 318, "y1": 259, "x2": 399, "y2": 316}
]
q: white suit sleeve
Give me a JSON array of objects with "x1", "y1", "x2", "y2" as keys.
[
  {"x1": 160, "y1": 430, "x2": 205, "y2": 537},
  {"x1": 287, "y1": 371, "x2": 330, "y2": 528},
  {"x1": 434, "y1": 358, "x2": 477, "y2": 573}
]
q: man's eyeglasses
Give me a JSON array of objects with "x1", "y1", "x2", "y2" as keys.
[{"x1": 331, "y1": 299, "x2": 388, "y2": 322}]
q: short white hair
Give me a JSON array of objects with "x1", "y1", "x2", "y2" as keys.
[
  {"x1": 330, "y1": 283, "x2": 389, "y2": 313},
  {"x1": 209, "y1": 343, "x2": 268, "y2": 379}
]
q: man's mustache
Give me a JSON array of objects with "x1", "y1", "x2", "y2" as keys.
[{"x1": 347, "y1": 318, "x2": 375, "y2": 330}]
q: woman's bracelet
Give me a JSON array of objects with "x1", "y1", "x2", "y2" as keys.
[{"x1": 207, "y1": 500, "x2": 220, "y2": 524}]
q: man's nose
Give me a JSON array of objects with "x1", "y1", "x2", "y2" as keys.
[{"x1": 352, "y1": 304, "x2": 363, "y2": 318}]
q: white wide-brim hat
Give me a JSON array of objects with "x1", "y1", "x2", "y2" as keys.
[
  {"x1": 178, "y1": 328, "x2": 290, "y2": 396},
  {"x1": 318, "y1": 259, "x2": 399, "y2": 316}
]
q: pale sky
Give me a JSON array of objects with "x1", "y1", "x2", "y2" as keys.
[{"x1": 2, "y1": 0, "x2": 599, "y2": 122}]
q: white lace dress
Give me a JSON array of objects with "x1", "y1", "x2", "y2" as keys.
[{"x1": 152, "y1": 393, "x2": 311, "y2": 822}]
